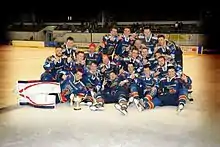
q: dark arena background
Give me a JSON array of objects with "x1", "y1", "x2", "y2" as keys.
[{"x1": 0, "y1": 10, "x2": 220, "y2": 147}]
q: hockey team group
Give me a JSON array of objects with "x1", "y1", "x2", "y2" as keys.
[{"x1": 40, "y1": 27, "x2": 193, "y2": 115}]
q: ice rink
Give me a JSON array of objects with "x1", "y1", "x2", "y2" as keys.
[{"x1": 0, "y1": 46, "x2": 220, "y2": 147}]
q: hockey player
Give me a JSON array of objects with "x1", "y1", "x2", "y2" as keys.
[
  {"x1": 123, "y1": 48, "x2": 143, "y2": 74},
  {"x1": 180, "y1": 73, "x2": 193, "y2": 103},
  {"x1": 154, "y1": 56, "x2": 170, "y2": 79},
  {"x1": 154, "y1": 56, "x2": 182, "y2": 80},
  {"x1": 62, "y1": 37, "x2": 77, "y2": 60},
  {"x1": 133, "y1": 39, "x2": 143, "y2": 52},
  {"x1": 155, "y1": 50, "x2": 176, "y2": 65},
  {"x1": 85, "y1": 43, "x2": 99, "y2": 66},
  {"x1": 64, "y1": 51, "x2": 87, "y2": 74},
  {"x1": 119, "y1": 62, "x2": 142, "y2": 103},
  {"x1": 90, "y1": 71, "x2": 130, "y2": 115},
  {"x1": 100, "y1": 27, "x2": 119, "y2": 59},
  {"x1": 98, "y1": 55, "x2": 119, "y2": 83},
  {"x1": 155, "y1": 35, "x2": 171, "y2": 56},
  {"x1": 143, "y1": 50, "x2": 162, "y2": 71},
  {"x1": 138, "y1": 47, "x2": 151, "y2": 66},
  {"x1": 112, "y1": 54, "x2": 125, "y2": 70},
  {"x1": 134, "y1": 65, "x2": 157, "y2": 111},
  {"x1": 136, "y1": 66, "x2": 188, "y2": 113},
  {"x1": 82, "y1": 62, "x2": 102, "y2": 104},
  {"x1": 166, "y1": 40, "x2": 183, "y2": 67},
  {"x1": 59, "y1": 69, "x2": 89, "y2": 104},
  {"x1": 40, "y1": 46, "x2": 67, "y2": 81},
  {"x1": 138, "y1": 28, "x2": 158, "y2": 57},
  {"x1": 116, "y1": 27, "x2": 133, "y2": 58}
]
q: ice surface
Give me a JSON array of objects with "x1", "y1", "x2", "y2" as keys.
[{"x1": 0, "y1": 103, "x2": 220, "y2": 147}]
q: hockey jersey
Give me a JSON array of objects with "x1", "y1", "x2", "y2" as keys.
[
  {"x1": 60, "y1": 72, "x2": 88, "y2": 98},
  {"x1": 158, "y1": 76, "x2": 184, "y2": 95}
]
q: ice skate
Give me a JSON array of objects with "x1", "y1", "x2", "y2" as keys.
[
  {"x1": 133, "y1": 98, "x2": 145, "y2": 112},
  {"x1": 188, "y1": 90, "x2": 193, "y2": 104},
  {"x1": 114, "y1": 103, "x2": 128, "y2": 115},
  {"x1": 177, "y1": 103, "x2": 184, "y2": 114},
  {"x1": 188, "y1": 98, "x2": 194, "y2": 104},
  {"x1": 80, "y1": 100, "x2": 93, "y2": 106},
  {"x1": 86, "y1": 101, "x2": 93, "y2": 106},
  {"x1": 89, "y1": 102, "x2": 104, "y2": 111},
  {"x1": 127, "y1": 97, "x2": 134, "y2": 106}
]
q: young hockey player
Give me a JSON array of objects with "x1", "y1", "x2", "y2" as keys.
[
  {"x1": 134, "y1": 65, "x2": 158, "y2": 111},
  {"x1": 154, "y1": 56, "x2": 182, "y2": 80},
  {"x1": 85, "y1": 43, "x2": 99, "y2": 66},
  {"x1": 64, "y1": 51, "x2": 87, "y2": 74},
  {"x1": 166, "y1": 40, "x2": 183, "y2": 67},
  {"x1": 82, "y1": 62, "x2": 102, "y2": 105},
  {"x1": 116, "y1": 27, "x2": 134, "y2": 58},
  {"x1": 59, "y1": 69, "x2": 89, "y2": 104},
  {"x1": 138, "y1": 28, "x2": 158, "y2": 57},
  {"x1": 122, "y1": 48, "x2": 143, "y2": 74},
  {"x1": 155, "y1": 35, "x2": 171, "y2": 56},
  {"x1": 97, "y1": 55, "x2": 119, "y2": 83},
  {"x1": 118, "y1": 62, "x2": 142, "y2": 108},
  {"x1": 99, "y1": 28, "x2": 119, "y2": 59},
  {"x1": 180, "y1": 73, "x2": 193, "y2": 103},
  {"x1": 62, "y1": 37, "x2": 77, "y2": 60},
  {"x1": 40, "y1": 46, "x2": 67, "y2": 81},
  {"x1": 90, "y1": 71, "x2": 130, "y2": 115}
]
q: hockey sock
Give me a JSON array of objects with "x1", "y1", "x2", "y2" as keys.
[
  {"x1": 144, "y1": 94, "x2": 153, "y2": 101},
  {"x1": 178, "y1": 95, "x2": 187, "y2": 105},
  {"x1": 144, "y1": 100, "x2": 154, "y2": 109}
]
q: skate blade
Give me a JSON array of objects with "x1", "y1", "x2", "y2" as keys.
[{"x1": 114, "y1": 104, "x2": 127, "y2": 115}]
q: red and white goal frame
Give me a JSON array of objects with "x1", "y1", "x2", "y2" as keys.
[{"x1": 15, "y1": 80, "x2": 61, "y2": 108}]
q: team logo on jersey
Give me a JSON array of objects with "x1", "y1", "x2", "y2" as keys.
[
  {"x1": 78, "y1": 85, "x2": 83, "y2": 90},
  {"x1": 111, "y1": 90, "x2": 116, "y2": 95}
]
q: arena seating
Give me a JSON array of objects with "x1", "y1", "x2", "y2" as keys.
[
  {"x1": 53, "y1": 23, "x2": 200, "y2": 34},
  {"x1": 8, "y1": 25, "x2": 46, "y2": 32}
]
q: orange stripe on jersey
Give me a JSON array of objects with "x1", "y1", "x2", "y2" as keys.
[
  {"x1": 78, "y1": 93, "x2": 85, "y2": 97},
  {"x1": 131, "y1": 92, "x2": 139, "y2": 97},
  {"x1": 179, "y1": 95, "x2": 187, "y2": 101},
  {"x1": 145, "y1": 95, "x2": 153, "y2": 101}
]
